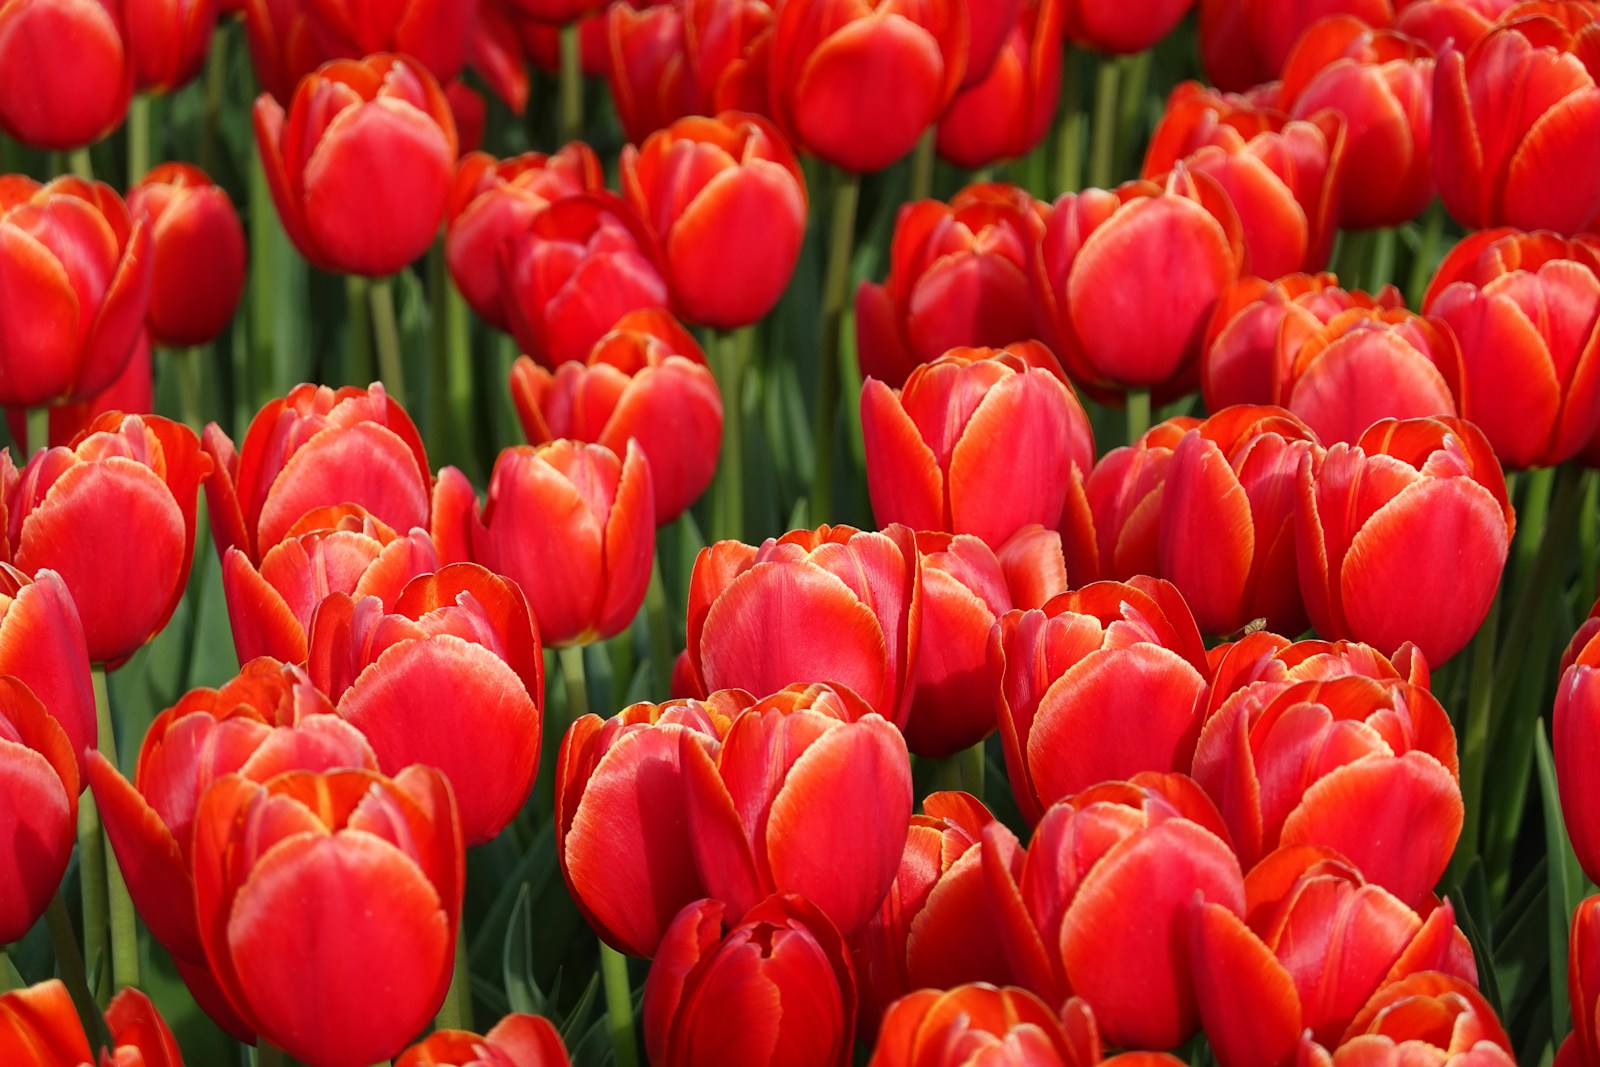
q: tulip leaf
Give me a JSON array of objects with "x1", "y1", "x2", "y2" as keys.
[
  {"x1": 504, "y1": 883, "x2": 540, "y2": 1017},
  {"x1": 1448, "y1": 883, "x2": 1503, "y2": 1018},
  {"x1": 470, "y1": 821, "x2": 557, "y2": 970},
  {"x1": 1536, "y1": 725, "x2": 1581, "y2": 1046}
]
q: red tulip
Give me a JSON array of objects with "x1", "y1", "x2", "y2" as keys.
[
  {"x1": 4, "y1": 412, "x2": 207, "y2": 666},
  {"x1": 1295, "y1": 416, "x2": 1513, "y2": 665},
  {"x1": 904, "y1": 528, "x2": 1066, "y2": 757},
  {"x1": 255, "y1": 54, "x2": 458, "y2": 276},
  {"x1": 685, "y1": 0, "x2": 775, "y2": 117},
  {"x1": 1394, "y1": 0, "x2": 1504, "y2": 55},
  {"x1": 0, "y1": 0, "x2": 131, "y2": 149},
  {"x1": 622, "y1": 112, "x2": 808, "y2": 329},
  {"x1": 0, "y1": 678, "x2": 77, "y2": 944},
  {"x1": 126, "y1": 0, "x2": 220, "y2": 92},
  {"x1": 643, "y1": 894, "x2": 856, "y2": 1067},
  {"x1": 509, "y1": 308, "x2": 723, "y2": 524},
  {"x1": 444, "y1": 80, "x2": 486, "y2": 154},
  {"x1": 1434, "y1": 14, "x2": 1600, "y2": 235},
  {"x1": 498, "y1": 192, "x2": 670, "y2": 368},
  {"x1": 1063, "y1": 0, "x2": 1194, "y2": 52},
  {"x1": 1562, "y1": 895, "x2": 1600, "y2": 1067},
  {"x1": 0, "y1": 981, "x2": 183, "y2": 1065},
  {"x1": 432, "y1": 440, "x2": 653, "y2": 646},
  {"x1": 445, "y1": 144, "x2": 606, "y2": 331},
  {"x1": 990, "y1": 578, "x2": 1212, "y2": 824},
  {"x1": 1317, "y1": 972, "x2": 1513, "y2": 1065},
  {"x1": 1144, "y1": 81, "x2": 1288, "y2": 173},
  {"x1": 203, "y1": 382, "x2": 431, "y2": 564},
  {"x1": 1423, "y1": 228, "x2": 1600, "y2": 469},
  {"x1": 0, "y1": 567, "x2": 94, "y2": 769},
  {"x1": 861, "y1": 343, "x2": 1095, "y2": 551},
  {"x1": 222, "y1": 504, "x2": 439, "y2": 665},
  {"x1": 1192, "y1": 844, "x2": 1476, "y2": 1067},
  {"x1": 1280, "y1": 16, "x2": 1436, "y2": 229},
  {"x1": 398, "y1": 1015, "x2": 571, "y2": 1066},
  {"x1": 937, "y1": 0, "x2": 1062, "y2": 169},
  {"x1": 242, "y1": 0, "x2": 326, "y2": 105},
  {"x1": 501, "y1": 0, "x2": 606, "y2": 23},
  {"x1": 855, "y1": 183, "x2": 1048, "y2": 388},
  {"x1": 192, "y1": 766, "x2": 464, "y2": 1067},
  {"x1": 1206, "y1": 628, "x2": 1432, "y2": 701},
  {"x1": 519, "y1": 4, "x2": 619, "y2": 80},
  {"x1": 1031, "y1": 170, "x2": 1243, "y2": 396},
  {"x1": 607, "y1": 1, "x2": 695, "y2": 144},
  {"x1": 308, "y1": 565, "x2": 544, "y2": 845},
  {"x1": 301, "y1": 0, "x2": 477, "y2": 82},
  {"x1": 1202, "y1": 272, "x2": 1405, "y2": 412},
  {"x1": 1081, "y1": 418, "x2": 1197, "y2": 583},
  {"x1": 685, "y1": 524, "x2": 921, "y2": 726},
  {"x1": 1159, "y1": 405, "x2": 1322, "y2": 636},
  {"x1": 1198, "y1": 0, "x2": 1397, "y2": 91},
  {"x1": 870, "y1": 986, "x2": 1098, "y2": 1067},
  {"x1": 956, "y1": 0, "x2": 1021, "y2": 85},
  {"x1": 0, "y1": 176, "x2": 152, "y2": 408},
  {"x1": 767, "y1": 0, "x2": 969, "y2": 173},
  {"x1": 127, "y1": 163, "x2": 247, "y2": 348},
  {"x1": 1557, "y1": 612, "x2": 1600, "y2": 884},
  {"x1": 985, "y1": 772, "x2": 1245, "y2": 1050},
  {"x1": 469, "y1": 0, "x2": 533, "y2": 113},
  {"x1": 7, "y1": 330, "x2": 156, "y2": 454}
]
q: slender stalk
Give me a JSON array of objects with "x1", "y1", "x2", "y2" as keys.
[
  {"x1": 92, "y1": 669, "x2": 139, "y2": 994},
  {"x1": 559, "y1": 22, "x2": 584, "y2": 144},
  {"x1": 1055, "y1": 46, "x2": 1086, "y2": 193},
  {"x1": 810, "y1": 169, "x2": 861, "y2": 524},
  {"x1": 1367, "y1": 226, "x2": 1397, "y2": 293},
  {"x1": 1332, "y1": 229, "x2": 1372, "y2": 287},
  {"x1": 1115, "y1": 50, "x2": 1152, "y2": 177},
  {"x1": 68, "y1": 147, "x2": 94, "y2": 180},
  {"x1": 249, "y1": 153, "x2": 278, "y2": 409},
  {"x1": 1405, "y1": 201, "x2": 1444, "y2": 306},
  {"x1": 77, "y1": 784, "x2": 109, "y2": 1005},
  {"x1": 559, "y1": 644, "x2": 589, "y2": 721},
  {"x1": 1125, "y1": 389, "x2": 1151, "y2": 444},
  {"x1": 1451, "y1": 591, "x2": 1501, "y2": 879},
  {"x1": 1087, "y1": 56, "x2": 1121, "y2": 189},
  {"x1": 199, "y1": 26, "x2": 229, "y2": 173},
  {"x1": 369, "y1": 276, "x2": 407, "y2": 405},
  {"x1": 174, "y1": 347, "x2": 204, "y2": 431},
  {"x1": 646, "y1": 556, "x2": 674, "y2": 698},
  {"x1": 960, "y1": 741, "x2": 985, "y2": 800},
  {"x1": 713, "y1": 328, "x2": 748, "y2": 542},
  {"x1": 0, "y1": 948, "x2": 12, "y2": 992},
  {"x1": 1495, "y1": 465, "x2": 1585, "y2": 688},
  {"x1": 46, "y1": 893, "x2": 111, "y2": 1053},
  {"x1": 26, "y1": 406, "x2": 49, "y2": 454},
  {"x1": 127, "y1": 94, "x2": 151, "y2": 183},
  {"x1": 428, "y1": 243, "x2": 472, "y2": 471},
  {"x1": 599, "y1": 942, "x2": 640, "y2": 1067},
  {"x1": 346, "y1": 275, "x2": 374, "y2": 385},
  {"x1": 256, "y1": 1044, "x2": 286, "y2": 1067},
  {"x1": 435, "y1": 923, "x2": 471, "y2": 1032},
  {"x1": 909, "y1": 128, "x2": 936, "y2": 202}
]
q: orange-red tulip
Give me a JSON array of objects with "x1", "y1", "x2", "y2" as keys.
[
  {"x1": 241, "y1": 0, "x2": 326, "y2": 105},
  {"x1": 1394, "y1": 0, "x2": 1503, "y2": 55},
  {"x1": 301, "y1": 0, "x2": 477, "y2": 82},
  {"x1": 0, "y1": 567, "x2": 93, "y2": 769},
  {"x1": 0, "y1": 678, "x2": 77, "y2": 944},
  {"x1": 937, "y1": 0, "x2": 1061, "y2": 169},
  {"x1": 685, "y1": 0, "x2": 775, "y2": 118},
  {"x1": 7, "y1": 330, "x2": 155, "y2": 454},
  {"x1": 0, "y1": 0, "x2": 132, "y2": 149},
  {"x1": 1561, "y1": 895, "x2": 1600, "y2": 1067},
  {"x1": 1063, "y1": 0, "x2": 1193, "y2": 53},
  {"x1": 0, "y1": 981, "x2": 184, "y2": 1066},
  {"x1": 606, "y1": 1, "x2": 694, "y2": 143},
  {"x1": 870, "y1": 986, "x2": 1098, "y2": 1067},
  {"x1": 1558, "y1": 609, "x2": 1600, "y2": 884},
  {"x1": 1080, "y1": 418, "x2": 1196, "y2": 583},
  {"x1": 127, "y1": 163, "x2": 247, "y2": 349},
  {"x1": 127, "y1": 0, "x2": 220, "y2": 92},
  {"x1": 398, "y1": 1013, "x2": 571, "y2": 1067},
  {"x1": 1198, "y1": 0, "x2": 1397, "y2": 91},
  {"x1": 957, "y1": 0, "x2": 1020, "y2": 85},
  {"x1": 1316, "y1": 972, "x2": 1513, "y2": 1065}
]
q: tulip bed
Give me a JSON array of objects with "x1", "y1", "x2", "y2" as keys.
[{"x1": 2, "y1": 1, "x2": 1600, "y2": 1066}]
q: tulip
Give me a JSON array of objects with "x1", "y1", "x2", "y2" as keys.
[
  {"x1": 3, "y1": 412, "x2": 208, "y2": 666},
  {"x1": 241, "y1": 0, "x2": 326, "y2": 105},
  {"x1": 1394, "y1": 0, "x2": 1501, "y2": 55},
  {"x1": 517, "y1": 5, "x2": 618, "y2": 82},
  {"x1": 221, "y1": 504, "x2": 440, "y2": 665},
  {"x1": 861, "y1": 343, "x2": 1095, "y2": 551},
  {"x1": 871, "y1": 986, "x2": 1098, "y2": 1067},
  {"x1": 444, "y1": 80, "x2": 486, "y2": 154},
  {"x1": 308, "y1": 565, "x2": 544, "y2": 845},
  {"x1": 855, "y1": 184, "x2": 1048, "y2": 388},
  {"x1": 643, "y1": 894, "x2": 856, "y2": 1067},
  {"x1": 192, "y1": 766, "x2": 464, "y2": 1067},
  {"x1": 433, "y1": 440, "x2": 653, "y2": 646},
  {"x1": 0, "y1": 176, "x2": 152, "y2": 409},
  {"x1": 1280, "y1": 16, "x2": 1436, "y2": 229},
  {"x1": 1561, "y1": 895, "x2": 1600, "y2": 1067},
  {"x1": 503, "y1": 0, "x2": 607, "y2": 23},
  {"x1": 255, "y1": 54, "x2": 458, "y2": 276},
  {"x1": 1434, "y1": 16, "x2": 1600, "y2": 235},
  {"x1": 1081, "y1": 418, "x2": 1197, "y2": 583},
  {"x1": 203, "y1": 382, "x2": 431, "y2": 564},
  {"x1": 684, "y1": 0, "x2": 775, "y2": 118},
  {"x1": 126, "y1": 163, "x2": 248, "y2": 349},
  {"x1": 607, "y1": 1, "x2": 695, "y2": 144},
  {"x1": 1295, "y1": 416, "x2": 1513, "y2": 665},
  {"x1": 1319, "y1": 972, "x2": 1514, "y2": 1065},
  {"x1": 0, "y1": 981, "x2": 183, "y2": 1065},
  {"x1": 1143, "y1": 81, "x2": 1287, "y2": 176},
  {"x1": 937, "y1": 0, "x2": 1062, "y2": 169},
  {"x1": 469, "y1": 1, "x2": 533, "y2": 114},
  {"x1": 985, "y1": 772, "x2": 1246, "y2": 1050},
  {"x1": 301, "y1": 0, "x2": 477, "y2": 83},
  {"x1": 768, "y1": 0, "x2": 969, "y2": 173},
  {"x1": 0, "y1": 566, "x2": 94, "y2": 769},
  {"x1": 1031, "y1": 169, "x2": 1243, "y2": 396},
  {"x1": 497, "y1": 192, "x2": 670, "y2": 368},
  {"x1": 0, "y1": 0, "x2": 131, "y2": 149},
  {"x1": 990, "y1": 578, "x2": 1212, "y2": 824},
  {"x1": 1206, "y1": 629, "x2": 1432, "y2": 703},
  {"x1": 0, "y1": 677, "x2": 77, "y2": 944},
  {"x1": 1191, "y1": 844, "x2": 1477, "y2": 1067},
  {"x1": 126, "y1": 0, "x2": 220, "y2": 92},
  {"x1": 1557, "y1": 614, "x2": 1600, "y2": 885},
  {"x1": 1423, "y1": 228, "x2": 1600, "y2": 469},
  {"x1": 8, "y1": 331, "x2": 156, "y2": 453},
  {"x1": 1197, "y1": 0, "x2": 1398, "y2": 91},
  {"x1": 622, "y1": 111, "x2": 808, "y2": 329},
  {"x1": 1159, "y1": 405, "x2": 1322, "y2": 636},
  {"x1": 958, "y1": 0, "x2": 1020, "y2": 84},
  {"x1": 685, "y1": 524, "x2": 921, "y2": 726},
  {"x1": 398, "y1": 1015, "x2": 570, "y2": 1066},
  {"x1": 1202, "y1": 272, "x2": 1404, "y2": 412},
  {"x1": 445, "y1": 144, "x2": 606, "y2": 331},
  {"x1": 509, "y1": 308, "x2": 723, "y2": 524}
]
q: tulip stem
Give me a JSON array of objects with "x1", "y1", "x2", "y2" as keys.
[
  {"x1": 713, "y1": 328, "x2": 748, "y2": 542},
  {"x1": 909, "y1": 128, "x2": 936, "y2": 202},
  {"x1": 127, "y1": 94, "x2": 151, "y2": 183},
  {"x1": 559, "y1": 21, "x2": 584, "y2": 144},
  {"x1": 256, "y1": 1043, "x2": 286, "y2": 1067},
  {"x1": 25, "y1": 406, "x2": 48, "y2": 455},
  {"x1": 435, "y1": 923, "x2": 471, "y2": 1033},
  {"x1": 599, "y1": 942, "x2": 639, "y2": 1067},
  {"x1": 1125, "y1": 389, "x2": 1150, "y2": 444},
  {"x1": 1367, "y1": 226, "x2": 1397, "y2": 293},
  {"x1": 46, "y1": 893, "x2": 112, "y2": 1054},
  {"x1": 68, "y1": 147, "x2": 94, "y2": 180},
  {"x1": 559, "y1": 644, "x2": 589, "y2": 721},
  {"x1": 1087, "y1": 55, "x2": 1121, "y2": 190},
  {"x1": 1450, "y1": 589, "x2": 1501, "y2": 882},
  {"x1": 1406, "y1": 201, "x2": 1445, "y2": 307},
  {"x1": 370, "y1": 276, "x2": 407, "y2": 407},
  {"x1": 250, "y1": 152, "x2": 278, "y2": 414},
  {"x1": 92, "y1": 668, "x2": 139, "y2": 995},
  {"x1": 428, "y1": 243, "x2": 473, "y2": 475},
  {"x1": 199, "y1": 26, "x2": 229, "y2": 173},
  {"x1": 646, "y1": 555, "x2": 674, "y2": 698},
  {"x1": 174, "y1": 347, "x2": 204, "y2": 431},
  {"x1": 347, "y1": 274, "x2": 374, "y2": 385},
  {"x1": 1055, "y1": 46, "x2": 1086, "y2": 193},
  {"x1": 77, "y1": 788, "x2": 110, "y2": 1006},
  {"x1": 810, "y1": 168, "x2": 861, "y2": 524}
]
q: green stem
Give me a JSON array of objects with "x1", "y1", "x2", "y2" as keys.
[
  {"x1": 1087, "y1": 55, "x2": 1121, "y2": 190},
  {"x1": 370, "y1": 276, "x2": 406, "y2": 405},
  {"x1": 249, "y1": 152, "x2": 278, "y2": 412},
  {"x1": 435, "y1": 922, "x2": 471, "y2": 1033},
  {"x1": 559, "y1": 644, "x2": 589, "y2": 722},
  {"x1": 92, "y1": 669, "x2": 138, "y2": 994},
  {"x1": 713, "y1": 328, "x2": 748, "y2": 542},
  {"x1": 1450, "y1": 590, "x2": 1500, "y2": 881},
  {"x1": 68, "y1": 147, "x2": 94, "y2": 180},
  {"x1": 45, "y1": 893, "x2": 111, "y2": 1054},
  {"x1": 256, "y1": 1044, "x2": 286, "y2": 1067},
  {"x1": 646, "y1": 556, "x2": 674, "y2": 698},
  {"x1": 1495, "y1": 465, "x2": 1585, "y2": 688},
  {"x1": 1333, "y1": 229, "x2": 1372, "y2": 288},
  {"x1": 0, "y1": 948, "x2": 12, "y2": 993},
  {"x1": 199, "y1": 26, "x2": 228, "y2": 173},
  {"x1": 909, "y1": 128, "x2": 935, "y2": 202},
  {"x1": 26, "y1": 405, "x2": 49, "y2": 454},
  {"x1": 1125, "y1": 389, "x2": 1151, "y2": 444},
  {"x1": 960, "y1": 742, "x2": 985, "y2": 800},
  {"x1": 1115, "y1": 50, "x2": 1152, "y2": 178},
  {"x1": 127, "y1": 94, "x2": 151, "y2": 183},
  {"x1": 1055, "y1": 46, "x2": 1085, "y2": 193},
  {"x1": 346, "y1": 274, "x2": 374, "y2": 385},
  {"x1": 559, "y1": 22, "x2": 583, "y2": 144},
  {"x1": 599, "y1": 942, "x2": 639, "y2": 1067},
  {"x1": 77, "y1": 786, "x2": 109, "y2": 1005},
  {"x1": 1406, "y1": 201, "x2": 1445, "y2": 307},
  {"x1": 1367, "y1": 226, "x2": 1397, "y2": 294},
  {"x1": 810, "y1": 169, "x2": 861, "y2": 525},
  {"x1": 174, "y1": 346, "x2": 204, "y2": 431},
  {"x1": 428, "y1": 243, "x2": 472, "y2": 473}
]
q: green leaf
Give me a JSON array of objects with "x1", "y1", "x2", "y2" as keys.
[
  {"x1": 1536, "y1": 725, "x2": 1581, "y2": 1045},
  {"x1": 503, "y1": 883, "x2": 542, "y2": 1017}
]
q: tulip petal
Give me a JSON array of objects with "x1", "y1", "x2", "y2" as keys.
[{"x1": 1190, "y1": 901, "x2": 1303, "y2": 1067}]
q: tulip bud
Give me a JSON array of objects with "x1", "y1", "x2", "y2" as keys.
[
  {"x1": 869, "y1": 986, "x2": 1099, "y2": 1067},
  {"x1": 126, "y1": 0, "x2": 221, "y2": 92},
  {"x1": 397, "y1": 1013, "x2": 572, "y2": 1066},
  {"x1": 127, "y1": 163, "x2": 248, "y2": 349},
  {"x1": 1558, "y1": 610, "x2": 1600, "y2": 885},
  {"x1": 1564, "y1": 896, "x2": 1600, "y2": 1067},
  {"x1": 1395, "y1": 0, "x2": 1498, "y2": 55},
  {"x1": 937, "y1": 0, "x2": 1062, "y2": 170},
  {"x1": 302, "y1": 0, "x2": 477, "y2": 83},
  {"x1": 1062, "y1": 0, "x2": 1193, "y2": 54},
  {"x1": 1082, "y1": 418, "x2": 1197, "y2": 583},
  {"x1": 1317, "y1": 972, "x2": 1514, "y2": 1065},
  {"x1": 684, "y1": 0, "x2": 775, "y2": 118},
  {"x1": 0, "y1": 567, "x2": 94, "y2": 770},
  {"x1": 0, "y1": 678, "x2": 78, "y2": 944},
  {"x1": 242, "y1": 0, "x2": 326, "y2": 105},
  {"x1": 1198, "y1": 0, "x2": 1397, "y2": 91},
  {"x1": 0, "y1": 981, "x2": 183, "y2": 1065},
  {"x1": 607, "y1": 1, "x2": 695, "y2": 144},
  {"x1": 0, "y1": 0, "x2": 132, "y2": 149}
]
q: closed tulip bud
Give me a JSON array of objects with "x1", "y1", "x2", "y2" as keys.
[
  {"x1": 644, "y1": 894, "x2": 856, "y2": 1067},
  {"x1": 1062, "y1": 0, "x2": 1193, "y2": 54},
  {"x1": 1202, "y1": 273, "x2": 1405, "y2": 412},
  {"x1": 1296, "y1": 416, "x2": 1513, "y2": 665},
  {"x1": 126, "y1": 0, "x2": 220, "y2": 92},
  {"x1": 768, "y1": 0, "x2": 969, "y2": 173},
  {"x1": 862, "y1": 344, "x2": 1095, "y2": 551},
  {"x1": 1032, "y1": 170, "x2": 1244, "y2": 395},
  {"x1": 685, "y1": 0, "x2": 776, "y2": 117},
  {"x1": 991, "y1": 579, "x2": 1212, "y2": 824},
  {"x1": 398, "y1": 1014, "x2": 571, "y2": 1066},
  {"x1": 623, "y1": 112, "x2": 807, "y2": 329},
  {"x1": 1557, "y1": 615, "x2": 1600, "y2": 884},
  {"x1": 242, "y1": 0, "x2": 326, "y2": 105},
  {"x1": 1144, "y1": 81, "x2": 1287, "y2": 173},
  {"x1": 957, "y1": 0, "x2": 1021, "y2": 85},
  {"x1": 255, "y1": 54, "x2": 457, "y2": 276},
  {"x1": 0, "y1": 678, "x2": 77, "y2": 944},
  {"x1": 1198, "y1": 0, "x2": 1398, "y2": 91},
  {"x1": 0, "y1": 567, "x2": 94, "y2": 770},
  {"x1": 510, "y1": 309, "x2": 722, "y2": 524},
  {"x1": 686, "y1": 525, "x2": 921, "y2": 726},
  {"x1": 302, "y1": 0, "x2": 476, "y2": 83},
  {"x1": 607, "y1": 2, "x2": 695, "y2": 144},
  {"x1": 127, "y1": 163, "x2": 247, "y2": 349},
  {"x1": 1562, "y1": 896, "x2": 1600, "y2": 1067},
  {"x1": 1192, "y1": 845, "x2": 1477, "y2": 1067},
  {"x1": 1207, "y1": 629, "x2": 1432, "y2": 707},
  {"x1": 1424, "y1": 228, "x2": 1600, "y2": 469},
  {"x1": 0, "y1": 981, "x2": 183, "y2": 1065},
  {"x1": 1320, "y1": 972, "x2": 1513, "y2": 1065},
  {"x1": 985, "y1": 772, "x2": 1246, "y2": 1050},
  {"x1": 0, "y1": 0, "x2": 131, "y2": 149},
  {"x1": 0, "y1": 176, "x2": 152, "y2": 408},
  {"x1": 856, "y1": 184, "x2": 1048, "y2": 388},
  {"x1": 1082, "y1": 418, "x2": 1197, "y2": 582},
  {"x1": 1434, "y1": 15, "x2": 1600, "y2": 235},
  {"x1": 203, "y1": 382, "x2": 431, "y2": 564},
  {"x1": 1281, "y1": 17, "x2": 1436, "y2": 229},
  {"x1": 871, "y1": 986, "x2": 1099, "y2": 1067},
  {"x1": 193, "y1": 766, "x2": 464, "y2": 1067},
  {"x1": 308, "y1": 565, "x2": 544, "y2": 845},
  {"x1": 1160, "y1": 406, "x2": 1322, "y2": 636},
  {"x1": 468, "y1": 1, "x2": 533, "y2": 113},
  {"x1": 445, "y1": 144, "x2": 606, "y2": 331},
  {"x1": 937, "y1": 0, "x2": 1062, "y2": 170},
  {"x1": 1394, "y1": 0, "x2": 1501, "y2": 55},
  {"x1": 502, "y1": 0, "x2": 606, "y2": 23},
  {"x1": 498, "y1": 192, "x2": 671, "y2": 368}
]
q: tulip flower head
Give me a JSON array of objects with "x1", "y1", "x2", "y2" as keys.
[
  {"x1": 127, "y1": 163, "x2": 248, "y2": 349},
  {"x1": 0, "y1": 678, "x2": 78, "y2": 944},
  {"x1": 0, "y1": 0, "x2": 132, "y2": 149}
]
